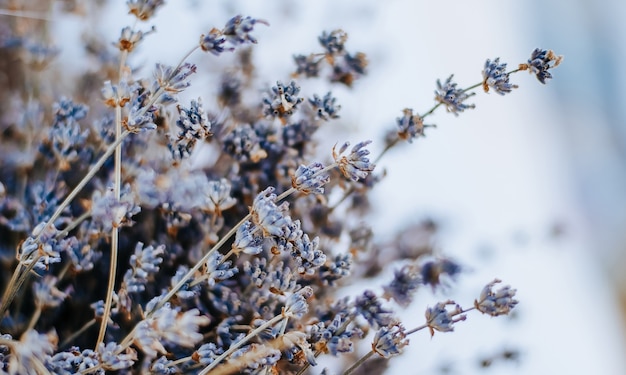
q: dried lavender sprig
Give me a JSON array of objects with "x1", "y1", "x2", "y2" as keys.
[
  {"x1": 276, "y1": 162, "x2": 339, "y2": 201},
  {"x1": 198, "y1": 315, "x2": 285, "y2": 375},
  {"x1": 342, "y1": 322, "x2": 409, "y2": 375},
  {"x1": 341, "y1": 48, "x2": 563, "y2": 208},
  {"x1": 97, "y1": 16, "x2": 248, "y2": 348},
  {"x1": 197, "y1": 288, "x2": 312, "y2": 374},
  {"x1": 341, "y1": 280, "x2": 518, "y2": 375},
  {"x1": 294, "y1": 302, "x2": 364, "y2": 375},
  {"x1": 97, "y1": 24, "x2": 138, "y2": 348},
  {"x1": 341, "y1": 305, "x2": 466, "y2": 375},
  {"x1": 98, "y1": 29, "x2": 193, "y2": 348},
  {"x1": 194, "y1": 332, "x2": 308, "y2": 375},
  {"x1": 420, "y1": 48, "x2": 562, "y2": 120}
]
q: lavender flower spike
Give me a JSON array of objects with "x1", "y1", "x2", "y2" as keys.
[
  {"x1": 372, "y1": 322, "x2": 409, "y2": 358},
  {"x1": 482, "y1": 58, "x2": 518, "y2": 95},
  {"x1": 222, "y1": 15, "x2": 269, "y2": 45},
  {"x1": 251, "y1": 187, "x2": 291, "y2": 237},
  {"x1": 332, "y1": 140, "x2": 376, "y2": 181},
  {"x1": 424, "y1": 300, "x2": 466, "y2": 337},
  {"x1": 283, "y1": 286, "x2": 314, "y2": 319},
  {"x1": 434, "y1": 75, "x2": 476, "y2": 115},
  {"x1": 292, "y1": 162, "x2": 330, "y2": 195},
  {"x1": 519, "y1": 48, "x2": 564, "y2": 84},
  {"x1": 232, "y1": 221, "x2": 264, "y2": 255},
  {"x1": 474, "y1": 279, "x2": 518, "y2": 317}
]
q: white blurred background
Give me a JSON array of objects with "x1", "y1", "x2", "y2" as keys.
[{"x1": 51, "y1": 0, "x2": 626, "y2": 373}]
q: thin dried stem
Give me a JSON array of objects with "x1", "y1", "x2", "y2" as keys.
[{"x1": 199, "y1": 315, "x2": 286, "y2": 375}]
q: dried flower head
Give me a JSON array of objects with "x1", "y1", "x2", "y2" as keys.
[
  {"x1": 319, "y1": 253, "x2": 352, "y2": 286},
  {"x1": 291, "y1": 233, "x2": 326, "y2": 275},
  {"x1": 332, "y1": 141, "x2": 376, "y2": 181},
  {"x1": 309, "y1": 312, "x2": 362, "y2": 356},
  {"x1": 519, "y1": 48, "x2": 563, "y2": 84},
  {"x1": 122, "y1": 242, "x2": 165, "y2": 293},
  {"x1": 222, "y1": 15, "x2": 269, "y2": 45},
  {"x1": 396, "y1": 108, "x2": 436, "y2": 143},
  {"x1": 263, "y1": 80, "x2": 305, "y2": 120},
  {"x1": 435, "y1": 75, "x2": 476, "y2": 115},
  {"x1": 382, "y1": 265, "x2": 421, "y2": 307},
  {"x1": 355, "y1": 290, "x2": 393, "y2": 329},
  {"x1": 89, "y1": 185, "x2": 140, "y2": 232},
  {"x1": 372, "y1": 322, "x2": 409, "y2": 358},
  {"x1": 424, "y1": 300, "x2": 466, "y2": 337},
  {"x1": 292, "y1": 162, "x2": 330, "y2": 195},
  {"x1": 222, "y1": 123, "x2": 267, "y2": 162},
  {"x1": 116, "y1": 26, "x2": 155, "y2": 52},
  {"x1": 204, "y1": 251, "x2": 239, "y2": 287},
  {"x1": 245, "y1": 258, "x2": 298, "y2": 295},
  {"x1": 97, "y1": 342, "x2": 137, "y2": 371},
  {"x1": 1, "y1": 330, "x2": 57, "y2": 374},
  {"x1": 127, "y1": 0, "x2": 165, "y2": 20},
  {"x1": 420, "y1": 258, "x2": 462, "y2": 289},
  {"x1": 168, "y1": 98, "x2": 212, "y2": 161},
  {"x1": 134, "y1": 302, "x2": 210, "y2": 358},
  {"x1": 232, "y1": 220, "x2": 264, "y2": 256},
  {"x1": 251, "y1": 187, "x2": 291, "y2": 237},
  {"x1": 319, "y1": 29, "x2": 348, "y2": 56},
  {"x1": 293, "y1": 54, "x2": 322, "y2": 77},
  {"x1": 152, "y1": 62, "x2": 196, "y2": 97},
  {"x1": 309, "y1": 92, "x2": 341, "y2": 121},
  {"x1": 33, "y1": 275, "x2": 68, "y2": 309},
  {"x1": 42, "y1": 98, "x2": 90, "y2": 171},
  {"x1": 18, "y1": 223, "x2": 61, "y2": 271},
  {"x1": 330, "y1": 52, "x2": 368, "y2": 86},
  {"x1": 474, "y1": 279, "x2": 518, "y2": 317},
  {"x1": 283, "y1": 286, "x2": 314, "y2": 319},
  {"x1": 482, "y1": 57, "x2": 518, "y2": 95},
  {"x1": 202, "y1": 178, "x2": 237, "y2": 215},
  {"x1": 102, "y1": 80, "x2": 132, "y2": 108},
  {"x1": 199, "y1": 28, "x2": 231, "y2": 56}
]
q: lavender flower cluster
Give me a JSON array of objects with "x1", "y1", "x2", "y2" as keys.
[{"x1": 0, "y1": 1, "x2": 562, "y2": 374}]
